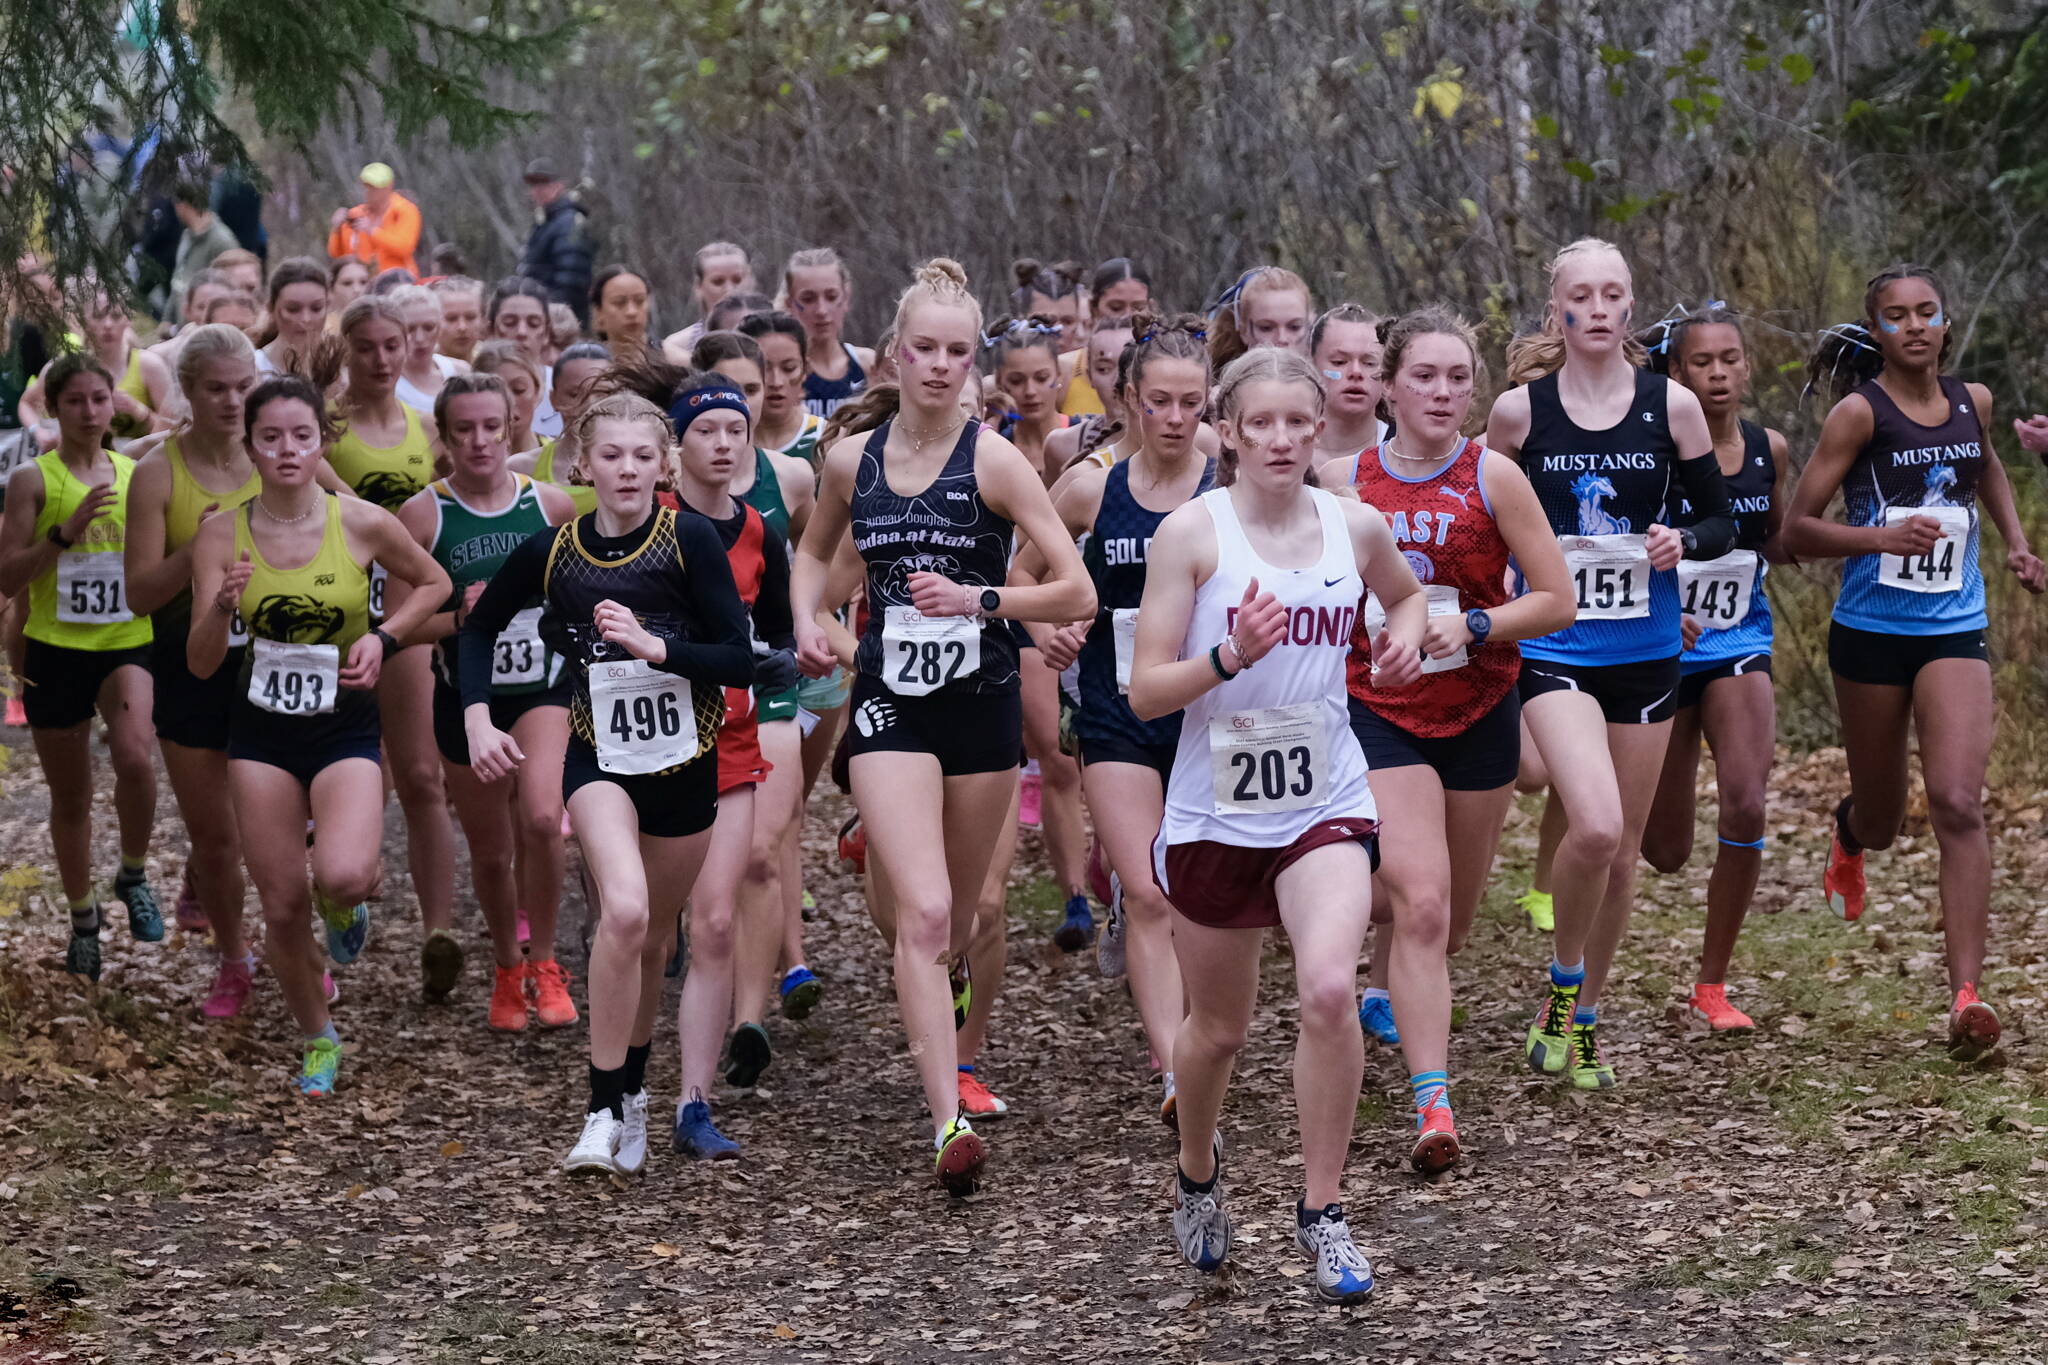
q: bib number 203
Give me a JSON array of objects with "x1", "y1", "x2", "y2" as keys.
[{"x1": 1228, "y1": 745, "x2": 1314, "y2": 805}]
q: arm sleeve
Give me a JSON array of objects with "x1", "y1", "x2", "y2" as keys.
[
  {"x1": 1673, "y1": 452, "x2": 1737, "y2": 560},
  {"x1": 753, "y1": 536, "x2": 795, "y2": 652},
  {"x1": 660, "y1": 514, "x2": 757, "y2": 687},
  {"x1": 455, "y1": 531, "x2": 550, "y2": 708}
]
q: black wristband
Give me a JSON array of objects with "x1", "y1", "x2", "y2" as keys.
[{"x1": 373, "y1": 627, "x2": 400, "y2": 658}]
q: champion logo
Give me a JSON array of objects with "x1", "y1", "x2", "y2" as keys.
[
  {"x1": 853, "y1": 697, "x2": 896, "y2": 738},
  {"x1": 1641, "y1": 412, "x2": 1654, "y2": 423}
]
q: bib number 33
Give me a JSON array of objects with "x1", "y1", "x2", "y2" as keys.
[{"x1": 1208, "y1": 701, "x2": 1326, "y2": 816}]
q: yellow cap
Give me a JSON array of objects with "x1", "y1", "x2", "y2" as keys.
[{"x1": 359, "y1": 162, "x2": 395, "y2": 189}]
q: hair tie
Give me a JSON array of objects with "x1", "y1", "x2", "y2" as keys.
[{"x1": 1207, "y1": 269, "x2": 1257, "y2": 319}]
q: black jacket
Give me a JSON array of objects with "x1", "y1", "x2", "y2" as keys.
[{"x1": 519, "y1": 198, "x2": 595, "y2": 324}]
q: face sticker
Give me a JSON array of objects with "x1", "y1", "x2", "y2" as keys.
[{"x1": 1323, "y1": 369, "x2": 1343, "y2": 380}]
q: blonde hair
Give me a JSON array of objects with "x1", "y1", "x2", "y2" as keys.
[
  {"x1": 386, "y1": 284, "x2": 440, "y2": 319},
  {"x1": 338, "y1": 294, "x2": 408, "y2": 340},
  {"x1": 1505, "y1": 238, "x2": 1648, "y2": 383},
  {"x1": 782, "y1": 246, "x2": 851, "y2": 301},
  {"x1": 572, "y1": 391, "x2": 677, "y2": 491},
  {"x1": 1211, "y1": 348, "x2": 1326, "y2": 487},
  {"x1": 470, "y1": 337, "x2": 545, "y2": 394},
  {"x1": 174, "y1": 323, "x2": 257, "y2": 398},
  {"x1": 1209, "y1": 266, "x2": 1312, "y2": 369},
  {"x1": 890, "y1": 257, "x2": 981, "y2": 339},
  {"x1": 431, "y1": 370, "x2": 513, "y2": 436}
]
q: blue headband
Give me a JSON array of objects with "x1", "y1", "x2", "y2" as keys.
[{"x1": 668, "y1": 385, "x2": 752, "y2": 440}]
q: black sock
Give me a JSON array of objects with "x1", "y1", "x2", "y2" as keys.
[
  {"x1": 621, "y1": 1041, "x2": 651, "y2": 1096},
  {"x1": 1835, "y1": 796, "x2": 1863, "y2": 856},
  {"x1": 1296, "y1": 1200, "x2": 1343, "y2": 1229},
  {"x1": 1177, "y1": 1163, "x2": 1218, "y2": 1197},
  {"x1": 588, "y1": 1063, "x2": 627, "y2": 1120}
]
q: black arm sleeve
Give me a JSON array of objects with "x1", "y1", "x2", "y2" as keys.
[
  {"x1": 456, "y1": 531, "x2": 551, "y2": 709},
  {"x1": 1673, "y1": 452, "x2": 1738, "y2": 560},
  {"x1": 661, "y1": 513, "x2": 756, "y2": 687},
  {"x1": 753, "y1": 536, "x2": 795, "y2": 653}
]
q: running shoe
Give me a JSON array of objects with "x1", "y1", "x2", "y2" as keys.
[
  {"x1": 1825, "y1": 825, "x2": 1866, "y2": 922},
  {"x1": 801, "y1": 889, "x2": 818, "y2": 922},
  {"x1": 115, "y1": 871, "x2": 164, "y2": 943},
  {"x1": 514, "y1": 906, "x2": 531, "y2": 946},
  {"x1": 1160, "y1": 1073, "x2": 1178, "y2": 1132},
  {"x1": 66, "y1": 922, "x2": 102, "y2": 983},
  {"x1": 837, "y1": 814, "x2": 866, "y2": 875},
  {"x1": 663, "y1": 912, "x2": 687, "y2": 979},
  {"x1": 779, "y1": 965, "x2": 823, "y2": 1020},
  {"x1": 323, "y1": 971, "x2": 339, "y2": 1006},
  {"x1": 488, "y1": 965, "x2": 529, "y2": 1032},
  {"x1": 1568, "y1": 1021, "x2": 1616, "y2": 1090},
  {"x1": 529, "y1": 959, "x2": 578, "y2": 1029},
  {"x1": 316, "y1": 895, "x2": 369, "y2": 966},
  {"x1": 1359, "y1": 994, "x2": 1400, "y2": 1046},
  {"x1": 1097, "y1": 874, "x2": 1127, "y2": 979},
  {"x1": 1518, "y1": 888, "x2": 1554, "y2": 933},
  {"x1": 296, "y1": 1037, "x2": 341, "y2": 1098},
  {"x1": 201, "y1": 956, "x2": 254, "y2": 1019},
  {"x1": 1172, "y1": 1177, "x2": 1231, "y2": 1274},
  {"x1": 174, "y1": 869, "x2": 207, "y2": 934},
  {"x1": 1295, "y1": 1205, "x2": 1375, "y2": 1304},
  {"x1": 1949, "y1": 984, "x2": 2001, "y2": 1060},
  {"x1": 934, "y1": 1114, "x2": 986, "y2": 1194},
  {"x1": 674, "y1": 1098, "x2": 741, "y2": 1161},
  {"x1": 1688, "y1": 983, "x2": 1755, "y2": 1033},
  {"x1": 615, "y1": 1090, "x2": 650, "y2": 1176},
  {"x1": 563, "y1": 1110, "x2": 623, "y2": 1175},
  {"x1": 1019, "y1": 768, "x2": 1042, "y2": 829},
  {"x1": 2, "y1": 695, "x2": 24, "y2": 728},
  {"x1": 957, "y1": 1070, "x2": 1010, "y2": 1119},
  {"x1": 420, "y1": 930, "x2": 463, "y2": 1001},
  {"x1": 1053, "y1": 893, "x2": 1094, "y2": 952},
  {"x1": 1086, "y1": 839, "x2": 1113, "y2": 909},
  {"x1": 1524, "y1": 979, "x2": 1579, "y2": 1074},
  {"x1": 722, "y1": 1021, "x2": 772, "y2": 1089},
  {"x1": 949, "y1": 955, "x2": 973, "y2": 1031},
  {"x1": 1410, "y1": 1106, "x2": 1460, "y2": 1175}
]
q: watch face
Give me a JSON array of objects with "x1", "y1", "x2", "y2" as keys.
[{"x1": 980, "y1": 589, "x2": 1001, "y2": 612}]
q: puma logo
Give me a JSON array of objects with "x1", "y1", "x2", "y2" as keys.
[{"x1": 1435, "y1": 485, "x2": 1472, "y2": 509}]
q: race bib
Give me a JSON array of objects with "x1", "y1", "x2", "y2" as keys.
[
  {"x1": 1112, "y1": 608, "x2": 1139, "y2": 693},
  {"x1": 55, "y1": 552, "x2": 132, "y2": 625},
  {"x1": 227, "y1": 609, "x2": 248, "y2": 648},
  {"x1": 1678, "y1": 550, "x2": 1759, "y2": 630},
  {"x1": 248, "y1": 639, "x2": 339, "y2": 715},
  {"x1": 368, "y1": 563, "x2": 388, "y2": 622},
  {"x1": 881, "y1": 606, "x2": 980, "y2": 697},
  {"x1": 1208, "y1": 701, "x2": 1327, "y2": 816},
  {"x1": 1562, "y1": 533, "x2": 1651, "y2": 621},
  {"x1": 590, "y1": 657, "x2": 697, "y2": 775},
  {"x1": 1880, "y1": 506, "x2": 1970, "y2": 595},
  {"x1": 491, "y1": 607, "x2": 546, "y2": 686},
  {"x1": 1363, "y1": 583, "x2": 1466, "y2": 675}
]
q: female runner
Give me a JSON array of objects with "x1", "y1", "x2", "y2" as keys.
[
  {"x1": 515, "y1": 342, "x2": 610, "y2": 515},
  {"x1": 739, "y1": 312, "x2": 826, "y2": 466},
  {"x1": 1483, "y1": 238, "x2": 1733, "y2": 1089},
  {"x1": 460, "y1": 391, "x2": 753, "y2": 1176},
  {"x1": 486, "y1": 278, "x2": 563, "y2": 439},
  {"x1": 327, "y1": 258, "x2": 370, "y2": 316},
  {"x1": 1014, "y1": 312, "x2": 1214, "y2": 1123},
  {"x1": 431, "y1": 277, "x2": 486, "y2": 366},
  {"x1": 1009, "y1": 259, "x2": 1089, "y2": 354},
  {"x1": 1637, "y1": 307, "x2": 1791, "y2": 1032},
  {"x1": 1045, "y1": 317, "x2": 1140, "y2": 478},
  {"x1": 1206, "y1": 267, "x2": 1314, "y2": 369},
  {"x1": 589, "y1": 265, "x2": 654, "y2": 362},
  {"x1": 188, "y1": 375, "x2": 450, "y2": 1095},
  {"x1": 660, "y1": 241, "x2": 755, "y2": 362},
  {"x1": 1330, "y1": 306, "x2": 1573, "y2": 1172},
  {"x1": 0, "y1": 353, "x2": 164, "y2": 983},
  {"x1": 1783, "y1": 266, "x2": 2044, "y2": 1059},
  {"x1": 391, "y1": 373, "x2": 579, "y2": 1034},
  {"x1": 1130, "y1": 347, "x2": 1424, "y2": 1302},
  {"x1": 784, "y1": 247, "x2": 875, "y2": 417},
  {"x1": 471, "y1": 341, "x2": 546, "y2": 456},
  {"x1": 252, "y1": 258, "x2": 330, "y2": 377},
  {"x1": 391, "y1": 284, "x2": 466, "y2": 414},
  {"x1": 1310, "y1": 304, "x2": 1389, "y2": 466},
  {"x1": 19, "y1": 291, "x2": 174, "y2": 442},
  {"x1": 789, "y1": 259, "x2": 1094, "y2": 1191}
]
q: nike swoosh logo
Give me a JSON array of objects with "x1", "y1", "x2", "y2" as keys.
[{"x1": 1324, "y1": 576, "x2": 1345, "y2": 587}]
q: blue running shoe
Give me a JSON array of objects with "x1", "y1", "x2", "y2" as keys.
[
  {"x1": 296, "y1": 1037, "x2": 341, "y2": 1097},
  {"x1": 673, "y1": 1098, "x2": 740, "y2": 1161},
  {"x1": 316, "y1": 893, "x2": 369, "y2": 966},
  {"x1": 1296, "y1": 1203, "x2": 1375, "y2": 1304},
  {"x1": 1359, "y1": 993, "x2": 1400, "y2": 1047},
  {"x1": 1053, "y1": 894, "x2": 1094, "y2": 952},
  {"x1": 779, "y1": 965, "x2": 823, "y2": 1020},
  {"x1": 114, "y1": 872, "x2": 164, "y2": 943},
  {"x1": 1173, "y1": 1177, "x2": 1231, "y2": 1273}
]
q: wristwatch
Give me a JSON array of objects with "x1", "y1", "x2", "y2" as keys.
[
  {"x1": 46, "y1": 525, "x2": 73, "y2": 549},
  {"x1": 1465, "y1": 608, "x2": 1492, "y2": 644},
  {"x1": 978, "y1": 588, "x2": 1002, "y2": 619},
  {"x1": 1678, "y1": 527, "x2": 1699, "y2": 557}
]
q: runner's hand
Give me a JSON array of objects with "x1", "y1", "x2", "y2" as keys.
[
  {"x1": 1680, "y1": 615, "x2": 1704, "y2": 651},
  {"x1": 593, "y1": 599, "x2": 664, "y2": 663},
  {"x1": 2008, "y1": 547, "x2": 2046, "y2": 595},
  {"x1": 2012, "y1": 415, "x2": 2048, "y2": 457},
  {"x1": 59, "y1": 484, "x2": 115, "y2": 542},
  {"x1": 1228, "y1": 577, "x2": 1286, "y2": 667},
  {"x1": 467, "y1": 718, "x2": 524, "y2": 783},
  {"x1": 906, "y1": 571, "x2": 970, "y2": 617},
  {"x1": 795, "y1": 619, "x2": 835, "y2": 677},
  {"x1": 1420, "y1": 615, "x2": 1471, "y2": 660},
  {"x1": 215, "y1": 551, "x2": 254, "y2": 617},
  {"x1": 1881, "y1": 514, "x2": 1943, "y2": 557},
  {"x1": 456, "y1": 580, "x2": 486, "y2": 627},
  {"x1": 754, "y1": 647, "x2": 799, "y2": 693},
  {"x1": 1039, "y1": 621, "x2": 1090, "y2": 672},
  {"x1": 1369, "y1": 627, "x2": 1423, "y2": 689},
  {"x1": 339, "y1": 633, "x2": 383, "y2": 690},
  {"x1": 1644, "y1": 523, "x2": 1683, "y2": 572}
]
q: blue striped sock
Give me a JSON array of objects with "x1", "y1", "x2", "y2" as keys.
[
  {"x1": 1550, "y1": 958, "x2": 1585, "y2": 989},
  {"x1": 1572, "y1": 1004, "x2": 1597, "y2": 1027},
  {"x1": 1409, "y1": 1070, "x2": 1450, "y2": 1118}
]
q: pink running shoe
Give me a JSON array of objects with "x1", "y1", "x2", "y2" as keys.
[
  {"x1": 323, "y1": 971, "x2": 340, "y2": 1006},
  {"x1": 202, "y1": 957, "x2": 254, "y2": 1019},
  {"x1": 174, "y1": 868, "x2": 208, "y2": 934},
  {"x1": 1019, "y1": 768, "x2": 1043, "y2": 829},
  {"x1": 3, "y1": 695, "x2": 24, "y2": 728},
  {"x1": 515, "y1": 906, "x2": 531, "y2": 945}
]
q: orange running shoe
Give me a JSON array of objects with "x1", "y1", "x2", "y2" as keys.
[
  {"x1": 837, "y1": 814, "x2": 866, "y2": 875},
  {"x1": 1824, "y1": 803, "x2": 1866, "y2": 921},
  {"x1": 529, "y1": 959, "x2": 579, "y2": 1029},
  {"x1": 957, "y1": 1068, "x2": 1010, "y2": 1119},
  {"x1": 1410, "y1": 1105, "x2": 1461, "y2": 1175},
  {"x1": 488, "y1": 965, "x2": 529, "y2": 1032},
  {"x1": 1688, "y1": 983, "x2": 1755, "y2": 1033},
  {"x1": 1949, "y1": 984, "x2": 2000, "y2": 1060}
]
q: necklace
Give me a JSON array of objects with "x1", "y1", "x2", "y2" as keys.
[
  {"x1": 1382, "y1": 434, "x2": 1458, "y2": 469},
  {"x1": 896, "y1": 414, "x2": 967, "y2": 457},
  {"x1": 257, "y1": 494, "x2": 319, "y2": 524}
]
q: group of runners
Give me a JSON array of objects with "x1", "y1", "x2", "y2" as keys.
[{"x1": 1, "y1": 232, "x2": 2039, "y2": 1305}]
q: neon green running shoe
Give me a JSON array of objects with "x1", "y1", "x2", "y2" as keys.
[
  {"x1": 1524, "y1": 978, "x2": 1578, "y2": 1074},
  {"x1": 1518, "y1": 888, "x2": 1554, "y2": 933},
  {"x1": 1568, "y1": 1021, "x2": 1616, "y2": 1090},
  {"x1": 949, "y1": 955, "x2": 973, "y2": 1032},
  {"x1": 297, "y1": 1037, "x2": 341, "y2": 1097}
]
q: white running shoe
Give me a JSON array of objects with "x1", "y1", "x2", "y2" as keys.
[
  {"x1": 614, "y1": 1091, "x2": 649, "y2": 1176},
  {"x1": 1295, "y1": 1205, "x2": 1375, "y2": 1304},
  {"x1": 563, "y1": 1110, "x2": 623, "y2": 1176},
  {"x1": 1097, "y1": 872, "x2": 1127, "y2": 979}
]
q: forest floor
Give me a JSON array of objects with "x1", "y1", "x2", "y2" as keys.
[{"x1": 1, "y1": 727, "x2": 2046, "y2": 1365}]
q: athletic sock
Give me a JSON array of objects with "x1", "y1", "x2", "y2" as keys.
[
  {"x1": 1177, "y1": 1162, "x2": 1219, "y2": 1197},
  {"x1": 69, "y1": 898, "x2": 99, "y2": 934},
  {"x1": 305, "y1": 1022, "x2": 340, "y2": 1047},
  {"x1": 1409, "y1": 1070, "x2": 1450, "y2": 1117},
  {"x1": 1362, "y1": 986, "x2": 1391, "y2": 1005},
  {"x1": 588, "y1": 1063, "x2": 627, "y2": 1120},
  {"x1": 1296, "y1": 1200, "x2": 1343, "y2": 1230},
  {"x1": 957, "y1": 1063, "x2": 976, "y2": 1076},
  {"x1": 1572, "y1": 1004, "x2": 1598, "y2": 1027},
  {"x1": 1549, "y1": 958, "x2": 1585, "y2": 990},
  {"x1": 1834, "y1": 796, "x2": 1863, "y2": 855},
  {"x1": 116, "y1": 854, "x2": 145, "y2": 882},
  {"x1": 621, "y1": 1042, "x2": 650, "y2": 1096}
]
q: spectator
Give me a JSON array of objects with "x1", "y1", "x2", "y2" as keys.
[
  {"x1": 168, "y1": 185, "x2": 241, "y2": 322},
  {"x1": 327, "y1": 161, "x2": 422, "y2": 276},
  {"x1": 209, "y1": 166, "x2": 268, "y2": 263},
  {"x1": 516, "y1": 159, "x2": 594, "y2": 327}
]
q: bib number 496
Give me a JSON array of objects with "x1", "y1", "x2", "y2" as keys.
[{"x1": 590, "y1": 658, "x2": 697, "y2": 775}]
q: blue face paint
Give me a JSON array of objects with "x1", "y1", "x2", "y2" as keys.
[
  {"x1": 1930, "y1": 309, "x2": 1947, "y2": 329},
  {"x1": 1563, "y1": 311, "x2": 1578, "y2": 330},
  {"x1": 1322, "y1": 369, "x2": 1343, "y2": 380},
  {"x1": 1877, "y1": 317, "x2": 1901, "y2": 334}
]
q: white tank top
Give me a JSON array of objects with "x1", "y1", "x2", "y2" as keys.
[{"x1": 1155, "y1": 485, "x2": 1375, "y2": 859}]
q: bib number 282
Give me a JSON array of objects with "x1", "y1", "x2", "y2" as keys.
[{"x1": 881, "y1": 606, "x2": 980, "y2": 697}]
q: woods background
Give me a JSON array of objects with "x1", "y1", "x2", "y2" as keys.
[{"x1": 263, "y1": 0, "x2": 2048, "y2": 765}]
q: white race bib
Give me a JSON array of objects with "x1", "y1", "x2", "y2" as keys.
[
  {"x1": 1678, "y1": 550, "x2": 1759, "y2": 630},
  {"x1": 1879, "y1": 506, "x2": 1970, "y2": 595},
  {"x1": 491, "y1": 607, "x2": 546, "y2": 686},
  {"x1": 590, "y1": 657, "x2": 697, "y2": 775},
  {"x1": 227, "y1": 609, "x2": 249, "y2": 648},
  {"x1": 56, "y1": 552, "x2": 132, "y2": 625},
  {"x1": 1363, "y1": 583, "x2": 1466, "y2": 674},
  {"x1": 1562, "y1": 533, "x2": 1651, "y2": 621},
  {"x1": 368, "y1": 563, "x2": 388, "y2": 622},
  {"x1": 248, "y1": 639, "x2": 339, "y2": 715},
  {"x1": 1208, "y1": 701, "x2": 1327, "y2": 816},
  {"x1": 1112, "y1": 608, "x2": 1139, "y2": 694},
  {"x1": 881, "y1": 606, "x2": 980, "y2": 697}
]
